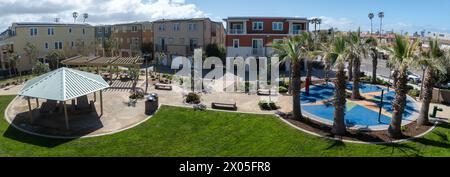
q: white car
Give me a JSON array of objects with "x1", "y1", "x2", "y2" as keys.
[
  {"x1": 406, "y1": 71, "x2": 421, "y2": 83},
  {"x1": 390, "y1": 71, "x2": 421, "y2": 83}
]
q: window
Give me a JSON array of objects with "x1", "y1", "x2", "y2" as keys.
[
  {"x1": 188, "y1": 23, "x2": 197, "y2": 31},
  {"x1": 189, "y1": 38, "x2": 198, "y2": 51},
  {"x1": 44, "y1": 42, "x2": 48, "y2": 49},
  {"x1": 252, "y1": 22, "x2": 264, "y2": 30},
  {"x1": 71, "y1": 41, "x2": 74, "y2": 48},
  {"x1": 273, "y1": 38, "x2": 284, "y2": 44},
  {"x1": 159, "y1": 24, "x2": 165, "y2": 31},
  {"x1": 69, "y1": 28, "x2": 72, "y2": 33},
  {"x1": 233, "y1": 39, "x2": 240, "y2": 48},
  {"x1": 54, "y1": 42, "x2": 58, "y2": 49},
  {"x1": 173, "y1": 23, "x2": 180, "y2": 31},
  {"x1": 47, "y1": 28, "x2": 55, "y2": 35},
  {"x1": 82, "y1": 28, "x2": 85, "y2": 35},
  {"x1": 59, "y1": 42, "x2": 63, "y2": 50},
  {"x1": 272, "y1": 22, "x2": 283, "y2": 31},
  {"x1": 29, "y1": 27, "x2": 38, "y2": 36},
  {"x1": 439, "y1": 34, "x2": 445, "y2": 37},
  {"x1": 54, "y1": 42, "x2": 63, "y2": 50},
  {"x1": 131, "y1": 25, "x2": 138, "y2": 32}
]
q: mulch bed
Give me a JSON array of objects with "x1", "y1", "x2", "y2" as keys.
[{"x1": 280, "y1": 114, "x2": 434, "y2": 143}]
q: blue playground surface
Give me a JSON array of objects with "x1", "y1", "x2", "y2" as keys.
[{"x1": 301, "y1": 83, "x2": 417, "y2": 128}]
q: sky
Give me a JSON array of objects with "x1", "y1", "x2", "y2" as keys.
[{"x1": 0, "y1": 0, "x2": 449, "y2": 34}]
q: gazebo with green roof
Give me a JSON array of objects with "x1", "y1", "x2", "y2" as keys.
[{"x1": 19, "y1": 67, "x2": 110, "y2": 129}]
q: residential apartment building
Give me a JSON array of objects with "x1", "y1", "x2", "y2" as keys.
[
  {"x1": 224, "y1": 17, "x2": 309, "y2": 58},
  {"x1": 94, "y1": 25, "x2": 112, "y2": 55},
  {"x1": 0, "y1": 22, "x2": 95, "y2": 73},
  {"x1": 153, "y1": 18, "x2": 225, "y2": 61},
  {"x1": 110, "y1": 21, "x2": 153, "y2": 57}
]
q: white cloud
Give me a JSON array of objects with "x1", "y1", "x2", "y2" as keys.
[
  {"x1": 0, "y1": 0, "x2": 206, "y2": 30},
  {"x1": 310, "y1": 16, "x2": 355, "y2": 31}
]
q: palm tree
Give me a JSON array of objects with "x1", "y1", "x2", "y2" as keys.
[
  {"x1": 323, "y1": 35, "x2": 348, "y2": 135},
  {"x1": 416, "y1": 39, "x2": 449, "y2": 126},
  {"x1": 366, "y1": 37, "x2": 378, "y2": 84},
  {"x1": 82, "y1": 13, "x2": 89, "y2": 23},
  {"x1": 378, "y1": 12, "x2": 385, "y2": 43},
  {"x1": 347, "y1": 28, "x2": 369, "y2": 100},
  {"x1": 299, "y1": 32, "x2": 321, "y2": 94},
  {"x1": 273, "y1": 36, "x2": 303, "y2": 120},
  {"x1": 368, "y1": 13, "x2": 374, "y2": 34},
  {"x1": 72, "y1": 12, "x2": 78, "y2": 23},
  {"x1": 382, "y1": 35, "x2": 420, "y2": 138}
]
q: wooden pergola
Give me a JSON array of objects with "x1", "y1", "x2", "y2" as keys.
[
  {"x1": 61, "y1": 56, "x2": 144, "y2": 90},
  {"x1": 61, "y1": 56, "x2": 143, "y2": 68}
]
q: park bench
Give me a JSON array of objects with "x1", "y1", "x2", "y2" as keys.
[
  {"x1": 211, "y1": 102, "x2": 237, "y2": 111},
  {"x1": 257, "y1": 89, "x2": 275, "y2": 96},
  {"x1": 155, "y1": 83, "x2": 173, "y2": 90}
]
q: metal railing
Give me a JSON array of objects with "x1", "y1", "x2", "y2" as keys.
[
  {"x1": 229, "y1": 29, "x2": 244, "y2": 34},
  {"x1": 252, "y1": 48, "x2": 264, "y2": 56}
]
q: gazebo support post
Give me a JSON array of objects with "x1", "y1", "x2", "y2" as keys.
[
  {"x1": 100, "y1": 90, "x2": 103, "y2": 116},
  {"x1": 94, "y1": 92, "x2": 97, "y2": 102},
  {"x1": 35, "y1": 98, "x2": 39, "y2": 108},
  {"x1": 63, "y1": 101, "x2": 69, "y2": 130},
  {"x1": 27, "y1": 97, "x2": 33, "y2": 123}
]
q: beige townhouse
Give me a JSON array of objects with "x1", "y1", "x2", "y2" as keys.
[
  {"x1": 0, "y1": 22, "x2": 95, "y2": 74},
  {"x1": 110, "y1": 21, "x2": 153, "y2": 57},
  {"x1": 153, "y1": 18, "x2": 225, "y2": 65}
]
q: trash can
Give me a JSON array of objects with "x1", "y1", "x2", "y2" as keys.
[
  {"x1": 145, "y1": 95, "x2": 159, "y2": 115},
  {"x1": 150, "y1": 93, "x2": 159, "y2": 101}
]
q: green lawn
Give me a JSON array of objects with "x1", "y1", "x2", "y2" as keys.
[{"x1": 0, "y1": 95, "x2": 449, "y2": 157}]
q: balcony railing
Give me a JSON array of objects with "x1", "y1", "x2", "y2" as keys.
[
  {"x1": 291, "y1": 30, "x2": 302, "y2": 35},
  {"x1": 252, "y1": 48, "x2": 264, "y2": 56},
  {"x1": 229, "y1": 29, "x2": 244, "y2": 34}
]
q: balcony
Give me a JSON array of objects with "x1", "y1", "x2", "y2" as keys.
[
  {"x1": 291, "y1": 30, "x2": 303, "y2": 35},
  {"x1": 229, "y1": 29, "x2": 244, "y2": 34},
  {"x1": 252, "y1": 48, "x2": 264, "y2": 56}
]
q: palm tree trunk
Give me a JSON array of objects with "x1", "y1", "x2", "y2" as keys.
[
  {"x1": 306, "y1": 60, "x2": 313, "y2": 94},
  {"x1": 388, "y1": 67, "x2": 408, "y2": 139},
  {"x1": 332, "y1": 64, "x2": 347, "y2": 135},
  {"x1": 288, "y1": 64, "x2": 293, "y2": 95},
  {"x1": 392, "y1": 70, "x2": 399, "y2": 87},
  {"x1": 352, "y1": 57, "x2": 362, "y2": 100},
  {"x1": 348, "y1": 58, "x2": 353, "y2": 81},
  {"x1": 417, "y1": 68, "x2": 433, "y2": 126},
  {"x1": 292, "y1": 61, "x2": 303, "y2": 120},
  {"x1": 371, "y1": 51, "x2": 378, "y2": 84}
]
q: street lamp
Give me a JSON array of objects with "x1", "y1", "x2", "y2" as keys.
[{"x1": 143, "y1": 53, "x2": 151, "y2": 94}]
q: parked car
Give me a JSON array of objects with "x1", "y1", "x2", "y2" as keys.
[
  {"x1": 391, "y1": 70, "x2": 421, "y2": 83},
  {"x1": 407, "y1": 71, "x2": 421, "y2": 83}
]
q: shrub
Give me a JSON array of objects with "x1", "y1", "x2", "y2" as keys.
[
  {"x1": 32, "y1": 61, "x2": 50, "y2": 75},
  {"x1": 129, "y1": 91, "x2": 145, "y2": 99},
  {"x1": 278, "y1": 86, "x2": 288, "y2": 94},
  {"x1": 408, "y1": 89, "x2": 420, "y2": 98},
  {"x1": 186, "y1": 92, "x2": 201, "y2": 104},
  {"x1": 258, "y1": 101, "x2": 278, "y2": 110}
]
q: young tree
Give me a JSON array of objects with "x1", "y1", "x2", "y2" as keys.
[{"x1": 205, "y1": 44, "x2": 226, "y2": 62}]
